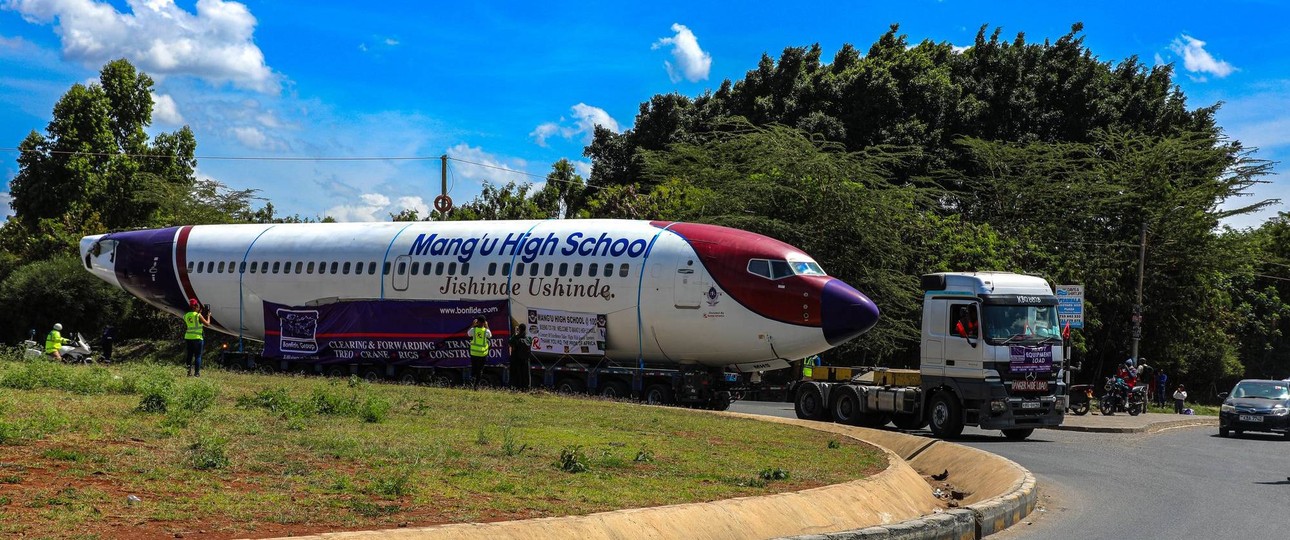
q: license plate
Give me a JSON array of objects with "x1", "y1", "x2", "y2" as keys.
[
  {"x1": 1239, "y1": 414, "x2": 1264, "y2": 422},
  {"x1": 1022, "y1": 401, "x2": 1041, "y2": 409},
  {"x1": 1013, "y1": 380, "x2": 1048, "y2": 392}
]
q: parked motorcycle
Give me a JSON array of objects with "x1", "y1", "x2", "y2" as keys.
[
  {"x1": 1068, "y1": 384, "x2": 1094, "y2": 416},
  {"x1": 1099, "y1": 377, "x2": 1145, "y2": 416},
  {"x1": 23, "y1": 332, "x2": 94, "y2": 364}
]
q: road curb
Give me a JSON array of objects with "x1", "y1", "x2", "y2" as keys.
[{"x1": 1043, "y1": 417, "x2": 1216, "y2": 433}]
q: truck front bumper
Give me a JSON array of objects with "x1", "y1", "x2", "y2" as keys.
[{"x1": 978, "y1": 396, "x2": 1064, "y2": 430}]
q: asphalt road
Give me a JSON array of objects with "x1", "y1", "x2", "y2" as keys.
[{"x1": 730, "y1": 400, "x2": 1290, "y2": 539}]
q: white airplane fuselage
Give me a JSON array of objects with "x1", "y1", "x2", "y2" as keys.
[{"x1": 80, "y1": 219, "x2": 879, "y2": 368}]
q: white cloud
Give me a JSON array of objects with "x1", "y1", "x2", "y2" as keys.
[
  {"x1": 0, "y1": 192, "x2": 13, "y2": 221},
  {"x1": 572, "y1": 160, "x2": 592, "y2": 179},
  {"x1": 231, "y1": 125, "x2": 275, "y2": 149},
  {"x1": 1168, "y1": 34, "x2": 1235, "y2": 79},
  {"x1": 530, "y1": 103, "x2": 620, "y2": 146},
  {"x1": 950, "y1": 44, "x2": 969, "y2": 54},
  {"x1": 446, "y1": 143, "x2": 531, "y2": 186},
  {"x1": 151, "y1": 92, "x2": 183, "y2": 124},
  {"x1": 651, "y1": 23, "x2": 712, "y2": 83},
  {"x1": 4, "y1": 0, "x2": 279, "y2": 93},
  {"x1": 325, "y1": 193, "x2": 391, "y2": 222}
]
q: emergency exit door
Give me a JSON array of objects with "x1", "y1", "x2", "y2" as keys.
[
  {"x1": 674, "y1": 258, "x2": 704, "y2": 308},
  {"x1": 391, "y1": 255, "x2": 411, "y2": 291}
]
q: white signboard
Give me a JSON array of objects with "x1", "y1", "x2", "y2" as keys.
[
  {"x1": 1056, "y1": 285, "x2": 1083, "y2": 329},
  {"x1": 527, "y1": 308, "x2": 607, "y2": 356}
]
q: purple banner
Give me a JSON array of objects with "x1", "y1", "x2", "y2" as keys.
[
  {"x1": 263, "y1": 299, "x2": 509, "y2": 368},
  {"x1": 1009, "y1": 345, "x2": 1054, "y2": 373}
]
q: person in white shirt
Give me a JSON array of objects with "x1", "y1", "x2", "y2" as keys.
[{"x1": 1172, "y1": 384, "x2": 1188, "y2": 414}]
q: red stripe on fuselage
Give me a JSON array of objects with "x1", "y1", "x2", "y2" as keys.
[
  {"x1": 266, "y1": 331, "x2": 511, "y2": 339},
  {"x1": 175, "y1": 226, "x2": 198, "y2": 306}
]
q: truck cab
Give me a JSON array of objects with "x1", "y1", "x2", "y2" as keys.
[{"x1": 919, "y1": 272, "x2": 1066, "y2": 438}]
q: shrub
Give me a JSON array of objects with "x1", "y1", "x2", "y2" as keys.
[
  {"x1": 759, "y1": 467, "x2": 790, "y2": 481},
  {"x1": 237, "y1": 387, "x2": 296, "y2": 414},
  {"x1": 0, "y1": 421, "x2": 18, "y2": 445},
  {"x1": 370, "y1": 469, "x2": 415, "y2": 497},
  {"x1": 187, "y1": 434, "x2": 231, "y2": 470},
  {"x1": 311, "y1": 386, "x2": 357, "y2": 416},
  {"x1": 358, "y1": 396, "x2": 390, "y2": 423},
  {"x1": 175, "y1": 380, "x2": 219, "y2": 413},
  {"x1": 634, "y1": 447, "x2": 654, "y2": 462},
  {"x1": 557, "y1": 446, "x2": 589, "y2": 473},
  {"x1": 502, "y1": 428, "x2": 527, "y2": 457}
]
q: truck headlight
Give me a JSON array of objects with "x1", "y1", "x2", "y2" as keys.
[
  {"x1": 990, "y1": 400, "x2": 1007, "y2": 413},
  {"x1": 1221, "y1": 404, "x2": 1235, "y2": 413}
]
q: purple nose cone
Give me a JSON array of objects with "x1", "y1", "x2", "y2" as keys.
[{"x1": 821, "y1": 279, "x2": 881, "y2": 346}]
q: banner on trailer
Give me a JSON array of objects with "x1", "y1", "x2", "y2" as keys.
[
  {"x1": 1009, "y1": 345, "x2": 1054, "y2": 373},
  {"x1": 527, "y1": 308, "x2": 606, "y2": 356},
  {"x1": 263, "y1": 299, "x2": 509, "y2": 367}
]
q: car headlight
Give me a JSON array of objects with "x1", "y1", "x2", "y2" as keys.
[
  {"x1": 1271, "y1": 406, "x2": 1290, "y2": 416},
  {"x1": 1221, "y1": 404, "x2": 1236, "y2": 413}
]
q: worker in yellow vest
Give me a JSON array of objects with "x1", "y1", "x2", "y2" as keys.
[
  {"x1": 802, "y1": 355, "x2": 820, "y2": 380},
  {"x1": 183, "y1": 299, "x2": 211, "y2": 377},
  {"x1": 45, "y1": 323, "x2": 71, "y2": 361},
  {"x1": 468, "y1": 315, "x2": 492, "y2": 388}
]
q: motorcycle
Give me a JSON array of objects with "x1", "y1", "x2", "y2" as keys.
[
  {"x1": 1099, "y1": 377, "x2": 1146, "y2": 416},
  {"x1": 23, "y1": 332, "x2": 95, "y2": 364},
  {"x1": 1067, "y1": 384, "x2": 1094, "y2": 416}
]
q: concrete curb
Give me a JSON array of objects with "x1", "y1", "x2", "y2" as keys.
[{"x1": 1043, "y1": 416, "x2": 1216, "y2": 433}]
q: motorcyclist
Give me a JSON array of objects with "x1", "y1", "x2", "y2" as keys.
[{"x1": 45, "y1": 323, "x2": 72, "y2": 361}]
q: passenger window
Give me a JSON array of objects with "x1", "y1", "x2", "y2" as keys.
[
  {"x1": 383, "y1": 262, "x2": 391, "y2": 275},
  {"x1": 502, "y1": 262, "x2": 511, "y2": 276},
  {"x1": 488, "y1": 262, "x2": 497, "y2": 276},
  {"x1": 250, "y1": 262, "x2": 258, "y2": 274},
  {"x1": 304, "y1": 262, "x2": 313, "y2": 274},
  {"x1": 296, "y1": 262, "x2": 303, "y2": 274},
  {"x1": 515, "y1": 263, "x2": 525, "y2": 276},
  {"x1": 604, "y1": 263, "x2": 613, "y2": 277},
  {"x1": 573, "y1": 263, "x2": 582, "y2": 277},
  {"x1": 329, "y1": 262, "x2": 338, "y2": 274},
  {"x1": 187, "y1": 261, "x2": 195, "y2": 273},
  {"x1": 368, "y1": 262, "x2": 377, "y2": 275},
  {"x1": 620, "y1": 264, "x2": 629, "y2": 278},
  {"x1": 239, "y1": 262, "x2": 246, "y2": 273},
  {"x1": 747, "y1": 259, "x2": 771, "y2": 279},
  {"x1": 218, "y1": 261, "x2": 226, "y2": 273},
  {"x1": 559, "y1": 262, "x2": 568, "y2": 276},
  {"x1": 272, "y1": 261, "x2": 281, "y2": 274},
  {"x1": 284, "y1": 261, "x2": 292, "y2": 274},
  {"x1": 397, "y1": 262, "x2": 406, "y2": 275},
  {"x1": 531, "y1": 263, "x2": 540, "y2": 276},
  {"x1": 448, "y1": 262, "x2": 458, "y2": 275},
  {"x1": 589, "y1": 263, "x2": 598, "y2": 276},
  {"x1": 342, "y1": 262, "x2": 351, "y2": 275},
  {"x1": 196, "y1": 262, "x2": 204, "y2": 273},
  {"x1": 411, "y1": 262, "x2": 420, "y2": 276},
  {"x1": 436, "y1": 262, "x2": 445, "y2": 275},
  {"x1": 545, "y1": 263, "x2": 554, "y2": 276},
  {"x1": 228, "y1": 261, "x2": 235, "y2": 273},
  {"x1": 461, "y1": 262, "x2": 469, "y2": 275}
]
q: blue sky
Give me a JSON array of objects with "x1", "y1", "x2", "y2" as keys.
[{"x1": 1, "y1": 0, "x2": 1286, "y2": 227}]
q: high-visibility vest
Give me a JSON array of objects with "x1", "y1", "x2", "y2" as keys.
[
  {"x1": 184, "y1": 311, "x2": 204, "y2": 340},
  {"x1": 802, "y1": 357, "x2": 815, "y2": 378},
  {"x1": 45, "y1": 330, "x2": 63, "y2": 354},
  {"x1": 469, "y1": 327, "x2": 490, "y2": 357}
]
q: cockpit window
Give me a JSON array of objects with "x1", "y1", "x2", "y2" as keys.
[{"x1": 747, "y1": 258, "x2": 828, "y2": 280}]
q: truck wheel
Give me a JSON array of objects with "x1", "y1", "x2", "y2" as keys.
[
  {"x1": 830, "y1": 386, "x2": 863, "y2": 425},
  {"x1": 599, "y1": 380, "x2": 630, "y2": 399},
  {"x1": 1002, "y1": 428, "x2": 1034, "y2": 441},
  {"x1": 644, "y1": 384, "x2": 673, "y2": 405},
  {"x1": 891, "y1": 413, "x2": 928, "y2": 431},
  {"x1": 794, "y1": 383, "x2": 829, "y2": 421},
  {"x1": 710, "y1": 391, "x2": 733, "y2": 411},
  {"x1": 555, "y1": 378, "x2": 585, "y2": 394},
  {"x1": 326, "y1": 365, "x2": 347, "y2": 378},
  {"x1": 928, "y1": 392, "x2": 964, "y2": 439},
  {"x1": 397, "y1": 370, "x2": 420, "y2": 385}
]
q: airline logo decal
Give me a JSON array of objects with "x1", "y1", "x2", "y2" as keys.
[
  {"x1": 276, "y1": 308, "x2": 320, "y2": 353},
  {"x1": 407, "y1": 231, "x2": 649, "y2": 263}
]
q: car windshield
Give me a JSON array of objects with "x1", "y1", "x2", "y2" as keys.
[
  {"x1": 1231, "y1": 382, "x2": 1290, "y2": 400},
  {"x1": 982, "y1": 304, "x2": 1061, "y2": 344}
]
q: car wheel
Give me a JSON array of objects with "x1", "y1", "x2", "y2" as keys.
[{"x1": 1219, "y1": 427, "x2": 1229, "y2": 437}]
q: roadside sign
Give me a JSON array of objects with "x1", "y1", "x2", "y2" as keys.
[{"x1": 1056, "y1": 285, "x2": 1083, "y2": 329}]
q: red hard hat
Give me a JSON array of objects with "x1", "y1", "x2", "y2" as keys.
[{"x1": 190, "y1": 298, "x2": 199, "y2": 306}]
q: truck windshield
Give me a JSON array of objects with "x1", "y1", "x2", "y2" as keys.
[{"x1": 981, "y1": 305, "x2": 1061, "y2": 344}]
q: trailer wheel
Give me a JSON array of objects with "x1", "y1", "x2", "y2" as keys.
[
  {"x1": 1002, "y1": 428, "x2": 1034, "y2": 441},
  {"x1": 599, "y1": 380, "x2": 630, "y2": 399},
  {"x1": 397, "y1": 370, "x2": 420, "y2": 385},
  {"x1": 644, "y1": 384, "x2": 673, "y2": 405},
  {"x1": 555, "y1": 378, "x2": 586, "y2": 394},
  {"x1": 361, "y1": 369, "x2": 382, "y2": 382},
  {"x1": 325, "y1": 366, "x2": 347, "y2": 378},
  {"x1": 710, "y1": 391, "x2": 733, "y2": 411},
  {"x1": 831, "y1": 386, "x2": 863, "y2": 425},
  {"x1": 794, "y1": 383, "x2": 829, "y2": 421},
  {"x1": 928, "y1": 392, "x2": 964, "y2": 439}
]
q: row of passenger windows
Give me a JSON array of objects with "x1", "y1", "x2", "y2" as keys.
[
  {"x1": 484, "y1": 261, "x2": 629, "y2": 278},
  {"x1": 187, "y1": 259, "x2": 632, "y2": 279}
]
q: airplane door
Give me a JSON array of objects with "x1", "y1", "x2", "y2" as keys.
[
  {"x1": 391, "y1": 255, "x2": 410, "y2": 292},
  {"x1": 674, "y1": 258, "x2": 704, "y2": 308}
]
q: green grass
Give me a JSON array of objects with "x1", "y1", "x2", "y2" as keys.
[
  {"x1": 0, "y1": 351, "x2": 885, "y2": 538},
  {"x1": 1146, "y1": 403, "x2": 1219, "y2": 416}
]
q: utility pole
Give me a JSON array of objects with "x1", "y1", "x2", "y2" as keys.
[
  {"x1": 433, "y1": 154, "x2": 453, "y2": 216},
  {"x1": 1130, "y1": 222, "x2": 1147, "y2": 362}
]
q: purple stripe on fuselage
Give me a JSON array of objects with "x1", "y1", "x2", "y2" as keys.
[{"x1": 111, "y1": 227, "x2": 188, "y2": 317}]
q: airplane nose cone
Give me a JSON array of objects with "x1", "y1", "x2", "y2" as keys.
[{"x1": 821, "y1": 279, "x2": 880, "y2": 346}]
